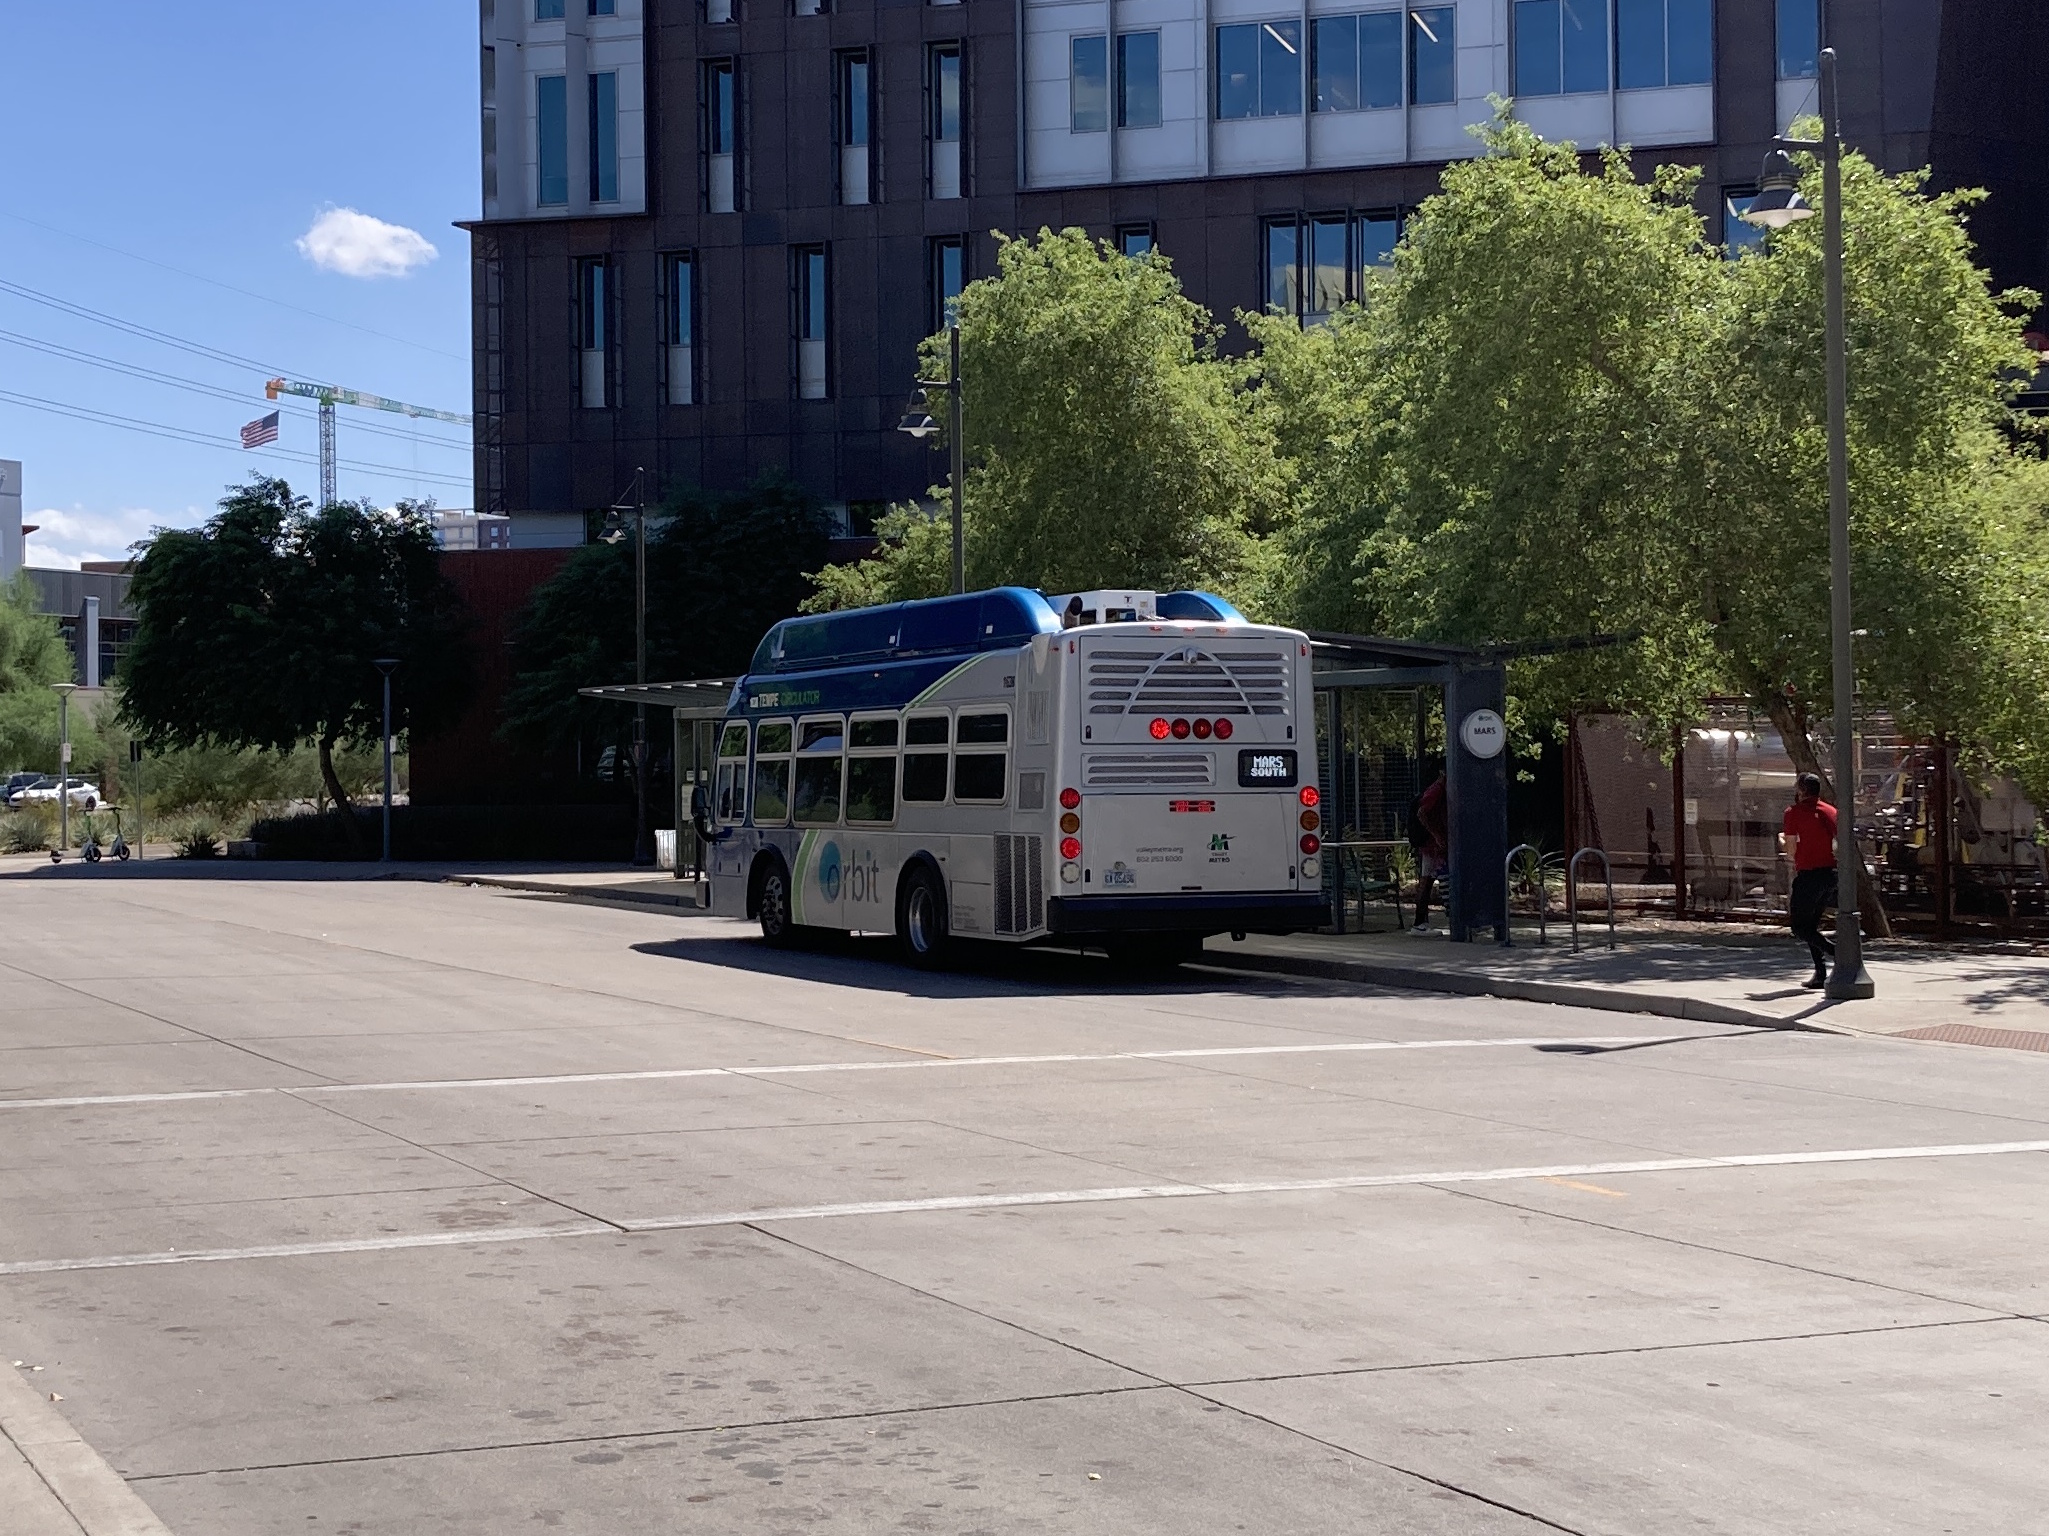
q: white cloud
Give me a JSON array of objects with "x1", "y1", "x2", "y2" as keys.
[
  {"x1": 25, "y1": 505, "x2": 189, "y2": 571},
  {"x1": 296, "y1": 207, "x2": 438, "y2": 279}
]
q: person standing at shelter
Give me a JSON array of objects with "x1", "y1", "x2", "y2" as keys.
[
  {"x1": 1782, "y1": 772, "x2": 1839, "y2": 988},
  {"x1": 1411, "y1": 768, "x2": 1449, "y2": 934}
]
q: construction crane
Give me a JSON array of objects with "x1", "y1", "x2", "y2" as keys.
[{"x1": 264, "y1": 378, "x2": 473, "y2": 508}]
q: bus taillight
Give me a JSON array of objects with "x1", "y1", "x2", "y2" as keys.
[
  {"x1": 1298, "y1": 785, "x2": 1320, "y2": 807},
  {"x1": 1170, "y1": 718, "x2": 1192, "y2": 740},
  {"x1": 1149, "y1": 718, "x2": 1171, "y2": 740},
  {"x1": 1214, "y1": 718, "x2": 1233, "y2": 739},
  {"x1": 1059, "y1": 787, "x2": 1081, "y2": 810},
  {"x1": 1060, "y1": 836, "x2": 1082, "y2": 861},
  {"x1": 1192, "y1": 718, "x2": 1212, "y2": 739},
  {"x1": 1299, "y1": 833, "x2": 1321, "y2": 856},
  {"x1": 1299, "y1": 809, "x2": 1320, "y2": 832}
]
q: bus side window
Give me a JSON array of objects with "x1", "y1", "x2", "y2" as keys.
[
  {"x1": 953, "y1": 710, "x2": 1009, "y2": 804},
  {"x1": 716, "y1": 721, "x2": 749, "y2": 823},
  {"x1": 902, "y1": 711, "x2": 949, "y2": 803},
  {"x1": 846, "y1": 714, "x2": 898, "y2": 824},
  {"x1": 793, "y1": 716, "x2": 845, "y2": 825},
  {"x1": 754, "y1": 719, "x2": 793, "y2": 825}
]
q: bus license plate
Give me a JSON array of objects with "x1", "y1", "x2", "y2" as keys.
[{"x1": 1237, "y1": 749, "x2": 1297, "y2": 788}]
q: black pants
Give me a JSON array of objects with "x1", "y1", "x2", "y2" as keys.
[{"x1": 1789, "y1": 868, "x2": 1838, "y2": 974}]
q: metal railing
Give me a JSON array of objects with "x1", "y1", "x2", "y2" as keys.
[{"x1": 1568, "y1": 847, "x2": 1616, "y2": 952}]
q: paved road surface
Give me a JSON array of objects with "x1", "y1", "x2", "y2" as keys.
[{"x1": 2, "y1": 874, "x2": 2045, "y2": 1533}]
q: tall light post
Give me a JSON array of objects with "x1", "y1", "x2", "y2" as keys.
[
  {"x1": 1741, "y1": 45, "x2": 1874, "y2": 1000},
  {"x1": 601, "y1": 468, "x2": 654, "y2": 867},
  {"x1": 50, "y1": 682, "x2": 77, "y2": 856},
  {"x1": 373, "y1": 658, "x2": 400, "y2": 863},
  {"x1": 896, "y1": 323, "x2": 965, "y2": 595}
]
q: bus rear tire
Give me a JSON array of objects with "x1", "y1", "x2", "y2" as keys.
[
  {"x1": 757, "y1": 859, "x2": 798, "y2": 949},
  {"x1": 896, "y1": 865, "x2": 950, "y2": 970}
]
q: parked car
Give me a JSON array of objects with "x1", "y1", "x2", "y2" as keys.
[
  {"x1": 14, "y1": 778, "x2": 99, "y2": 810},
  {"x1": 2, "y1": 772, "x2": 43, "y2": 806}
]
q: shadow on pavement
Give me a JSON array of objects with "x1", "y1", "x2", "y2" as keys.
[{"x1": 1530, "y1": 1029, "x2": 1776, "y2": 1056}]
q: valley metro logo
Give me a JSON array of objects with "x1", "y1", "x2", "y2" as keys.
[{"x1": 1208, "y1": 833, "x2": 1232, "y2": 853}]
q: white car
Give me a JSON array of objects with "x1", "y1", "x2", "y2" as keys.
[{"x1": 15, "y1": 777, "x2": 99, "y2": 810}]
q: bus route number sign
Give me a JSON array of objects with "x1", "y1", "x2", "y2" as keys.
[{"x1": 1237, "y1": 749, "x2": 1297, "y2": 788}]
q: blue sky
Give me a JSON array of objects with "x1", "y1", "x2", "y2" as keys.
[{"x1": 0, "y1": 3, "x2": 478, "y2": 568}]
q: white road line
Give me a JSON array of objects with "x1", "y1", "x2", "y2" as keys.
[
  {"x1": 0, "y1": 1035, "x2": 1664, "y2": 1111},
  {"x1": 7, "y1": 1139, "x2": 2046, "y2": 1278}
]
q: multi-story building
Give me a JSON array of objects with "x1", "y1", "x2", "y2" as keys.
[{"x1": 466, "y1": 0, "x2": 2049, "y2": 547}]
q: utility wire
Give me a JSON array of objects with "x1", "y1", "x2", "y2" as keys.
[
  {"x1": 0, "y1": 329, "x2": 470, "y2": 452},
  {"x1": 0, "y1": 209, "x2": 471, "y2": 363},
  {"x1": 0, "y1": 387, "x2": 470, "y2": 490},
  {"x1": 0, "y1": 275, "x2": 292, "y2": 376}
]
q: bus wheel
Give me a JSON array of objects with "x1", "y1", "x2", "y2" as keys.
[
  {"x1": 896, "y1": 865, "x2": 950, "y2": 970},
  {"x1": 757, "y1": 859, "x2": 797, "y2": 948}
]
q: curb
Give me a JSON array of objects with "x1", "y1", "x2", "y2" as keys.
[
  {"x1": 1, "y1": 1361, "x2": 173, "y2": 1535},
  {"x1": 1196, "y1": 947, "x2": 1851, "y2": 1034},
  {"x1": 444, "y1": 874, "x2": 704, "y2": 911}
]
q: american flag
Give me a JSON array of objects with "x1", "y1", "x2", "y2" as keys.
[{"x1": 240, "y1": 411, "x2": 280, "y2": 449}]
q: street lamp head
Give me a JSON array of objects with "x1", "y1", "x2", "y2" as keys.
[
  {"x1": 896, "y1": 409, "x2": 940, "y2": 439},
  {"x1": 1741, "y1": 148, "x2": 1814, "y2": 229},
  {"x1": 599, "y1": 506, "x2": 630, "y2": 545},
  {"x1": 49, "y1": 682, "x2": 78, "y2": 696},
  {"x1": 373, "y1": 657, "x2": 402, "y2": 676}
]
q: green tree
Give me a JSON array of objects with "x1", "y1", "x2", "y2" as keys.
[
  {"x1": 1276, "y1": 116, "x2": 2049, "y2": 927},
  {"x1": 809, "y1": 229, "x2": 1290, "y2": 609},
  {"x1": 0, "y1": 572, "x2": 73, "y2": 772},
  {"x1": 502, "y1": 473, "x2": 833, "y2": 751},
  {"x1": 121, "y1": 476, "x2": 473, "y2": 853}
]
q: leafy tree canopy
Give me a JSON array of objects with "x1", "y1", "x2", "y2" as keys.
[
  {"x1": 809, "y1": 229, "x2": 1291, "y2": 610},
  {"x1": 502, "y1": 473, "x2": 833, "y2": 752},
  {"x1": 120, "y1": 476, "x2": 472, "y2": 849},
  {"x1": 0, "y1": 572, "x2": 74, "y2": 772}
]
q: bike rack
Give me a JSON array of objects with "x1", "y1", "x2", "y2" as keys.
[
  {"x1": 1568, "y1": 847, "x2": 1616, "y2": 952},
  {"x1": 1501, "y1": 843, "x2": 1551, "y2": 948}
]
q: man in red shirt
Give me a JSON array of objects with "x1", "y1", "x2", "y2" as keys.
[{"x1": 1782, "y1": 772, "x2": 1839, "y2": 988}]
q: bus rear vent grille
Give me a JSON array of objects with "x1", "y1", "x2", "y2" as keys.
[
  {"x1": 1084, "y1": 752, "x2": 1214, "y2": 788},
  {"x1": 993, "y1": 835, "x2": 1045, "y2": 935},
  {"x1": 1086, "y1": 647, "x2": 1289, "y2": 717}
]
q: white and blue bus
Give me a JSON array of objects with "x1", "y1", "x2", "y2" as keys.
[{"x1": 695, "y1": 586, "x2": 1326, "y2": 966}]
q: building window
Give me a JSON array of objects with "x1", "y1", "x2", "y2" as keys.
[
  {"x1": 929, "y1": 43, "x2": 963, "y2": 197},
  {"x1": 1216, "y1": 21, "x2": 1303, "y2": 120},
  {"x1": 1617, "y1": 0, "x2": 1711, "y2": 90},
  {"x1": 577, "y1": 257, "x2": 610, "y2": 408},
  {"x1": 705, "y1": 59, "x2": 737, "y2": 212},
  {"x1": 1117, "y1": 224, "x2": 1155, "y2": 258},
  {"x1": 1266, "y1": 212, "x2": 1404, "y2": 321},
  {"x1": 1408, "y1": 7, "x2": 1455, "y2": 104},
  {"x1": 665, "y1": 252, "x2": 696, "y2": 405},
  {"x1": 537, "y1": 75, "x2": 568, "y2": 206},
  {"x1": 1723, "y1": 191, "x2": 1766, "y2": 257},
  {"x1": 706, "y1": 0, "x2": 734, "y2": 22},
  {"x1": 930, "y1": 236, "x2": 965, "y2": 332},
  {"x1": 1777, "y1": 0, "x2": 1819, "y2": 79},
  {"x1": 795, "y1": 0, "x2": 828, "y2": 15},
  {"x1": 588, "y1": 71, "x2": 619, "y2": 202},
  {"x1": 1312, "y1": 11, "x2": 1404, "y2": 113},
  {"x1": 1071, "y1": 35, "x2": 1109, "y2": 132},
  {"x1": 590, "y1": 0, "x2": 616, "y2": 13},
  {"x1": 795, "y1": 245, "x2": 828, "y2": 400},
  {"x1": 1117, "y1": 32, "x2": 1161, "y2": 128},
  {"x1": 1513, "y1": 0, "x2": 1608, "y2": 97},
  {"x1": 837, "y1": 51, "x2": 872, "y2": 205},
  {"x1": 536, "y1": 0, "x2": 565, "y2": 18}
]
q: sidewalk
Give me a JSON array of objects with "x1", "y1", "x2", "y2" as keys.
[{"x1": 1200, "y1": 924, "x2": 2049, "y2": 1047}]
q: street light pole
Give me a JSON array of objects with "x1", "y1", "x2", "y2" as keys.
[
  {"x1": 603, "y1": 469, "x2": 655, "y2": 868},
  {"x1": 1740, "y1": 45, "x2": 1873, "y2": 1000},
  {"x1": 373, "y1": 658, "x2": 400, "y2": 863},
  {"x1": 51, "y1": 682, "x2": 77, "y2": 855},
  {"x1": 897, "y1": 323, "x2": 966, "y2": 595}
]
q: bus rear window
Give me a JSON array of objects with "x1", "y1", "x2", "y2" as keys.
[
  {"x1": 799, "y1": 719, "x2": 845, "y2": 753},
  {"x1": 850, "y1": 718, "x2": 899, "y2": 749},
  {"x1": 903, "y1": 753, "x2": 948, "y2": 802},
  {"x1": 905, "y1": 714, "x2": 949, "y2": 746},
  {"x1": 956, "y1": 712, "x2": 1008, "y2": 744},
  {"x1": 757, "y1": 721, "x2": 792, "y2": 756}
]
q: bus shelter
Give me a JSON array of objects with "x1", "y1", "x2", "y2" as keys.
[
  {"x1": 1310, "y1": 635, "x2": 1508, "y2": 943},
  {"x1": 579, "y1": 679, "x2": 737, "y2": 889}
]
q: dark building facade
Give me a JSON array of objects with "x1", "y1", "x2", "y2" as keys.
[{"x1": 468, "y1": 0, "x2": 2049, "y2": 546}]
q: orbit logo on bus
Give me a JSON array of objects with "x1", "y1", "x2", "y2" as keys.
[{"x1": 818, "y1": 842, "x2": 843, "y2": 902}]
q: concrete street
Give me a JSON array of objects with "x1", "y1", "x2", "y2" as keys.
[{"x1": 2, "y1": 870, "x2": 2046, "y2": 1534}]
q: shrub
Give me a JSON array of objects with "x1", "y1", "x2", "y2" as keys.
[
  {"x1": 171, "y1": 818, "x2": 224, "y2": 860},
  {"x1": 1, "y1": 804, "x2": 55, "y2": 853}
]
